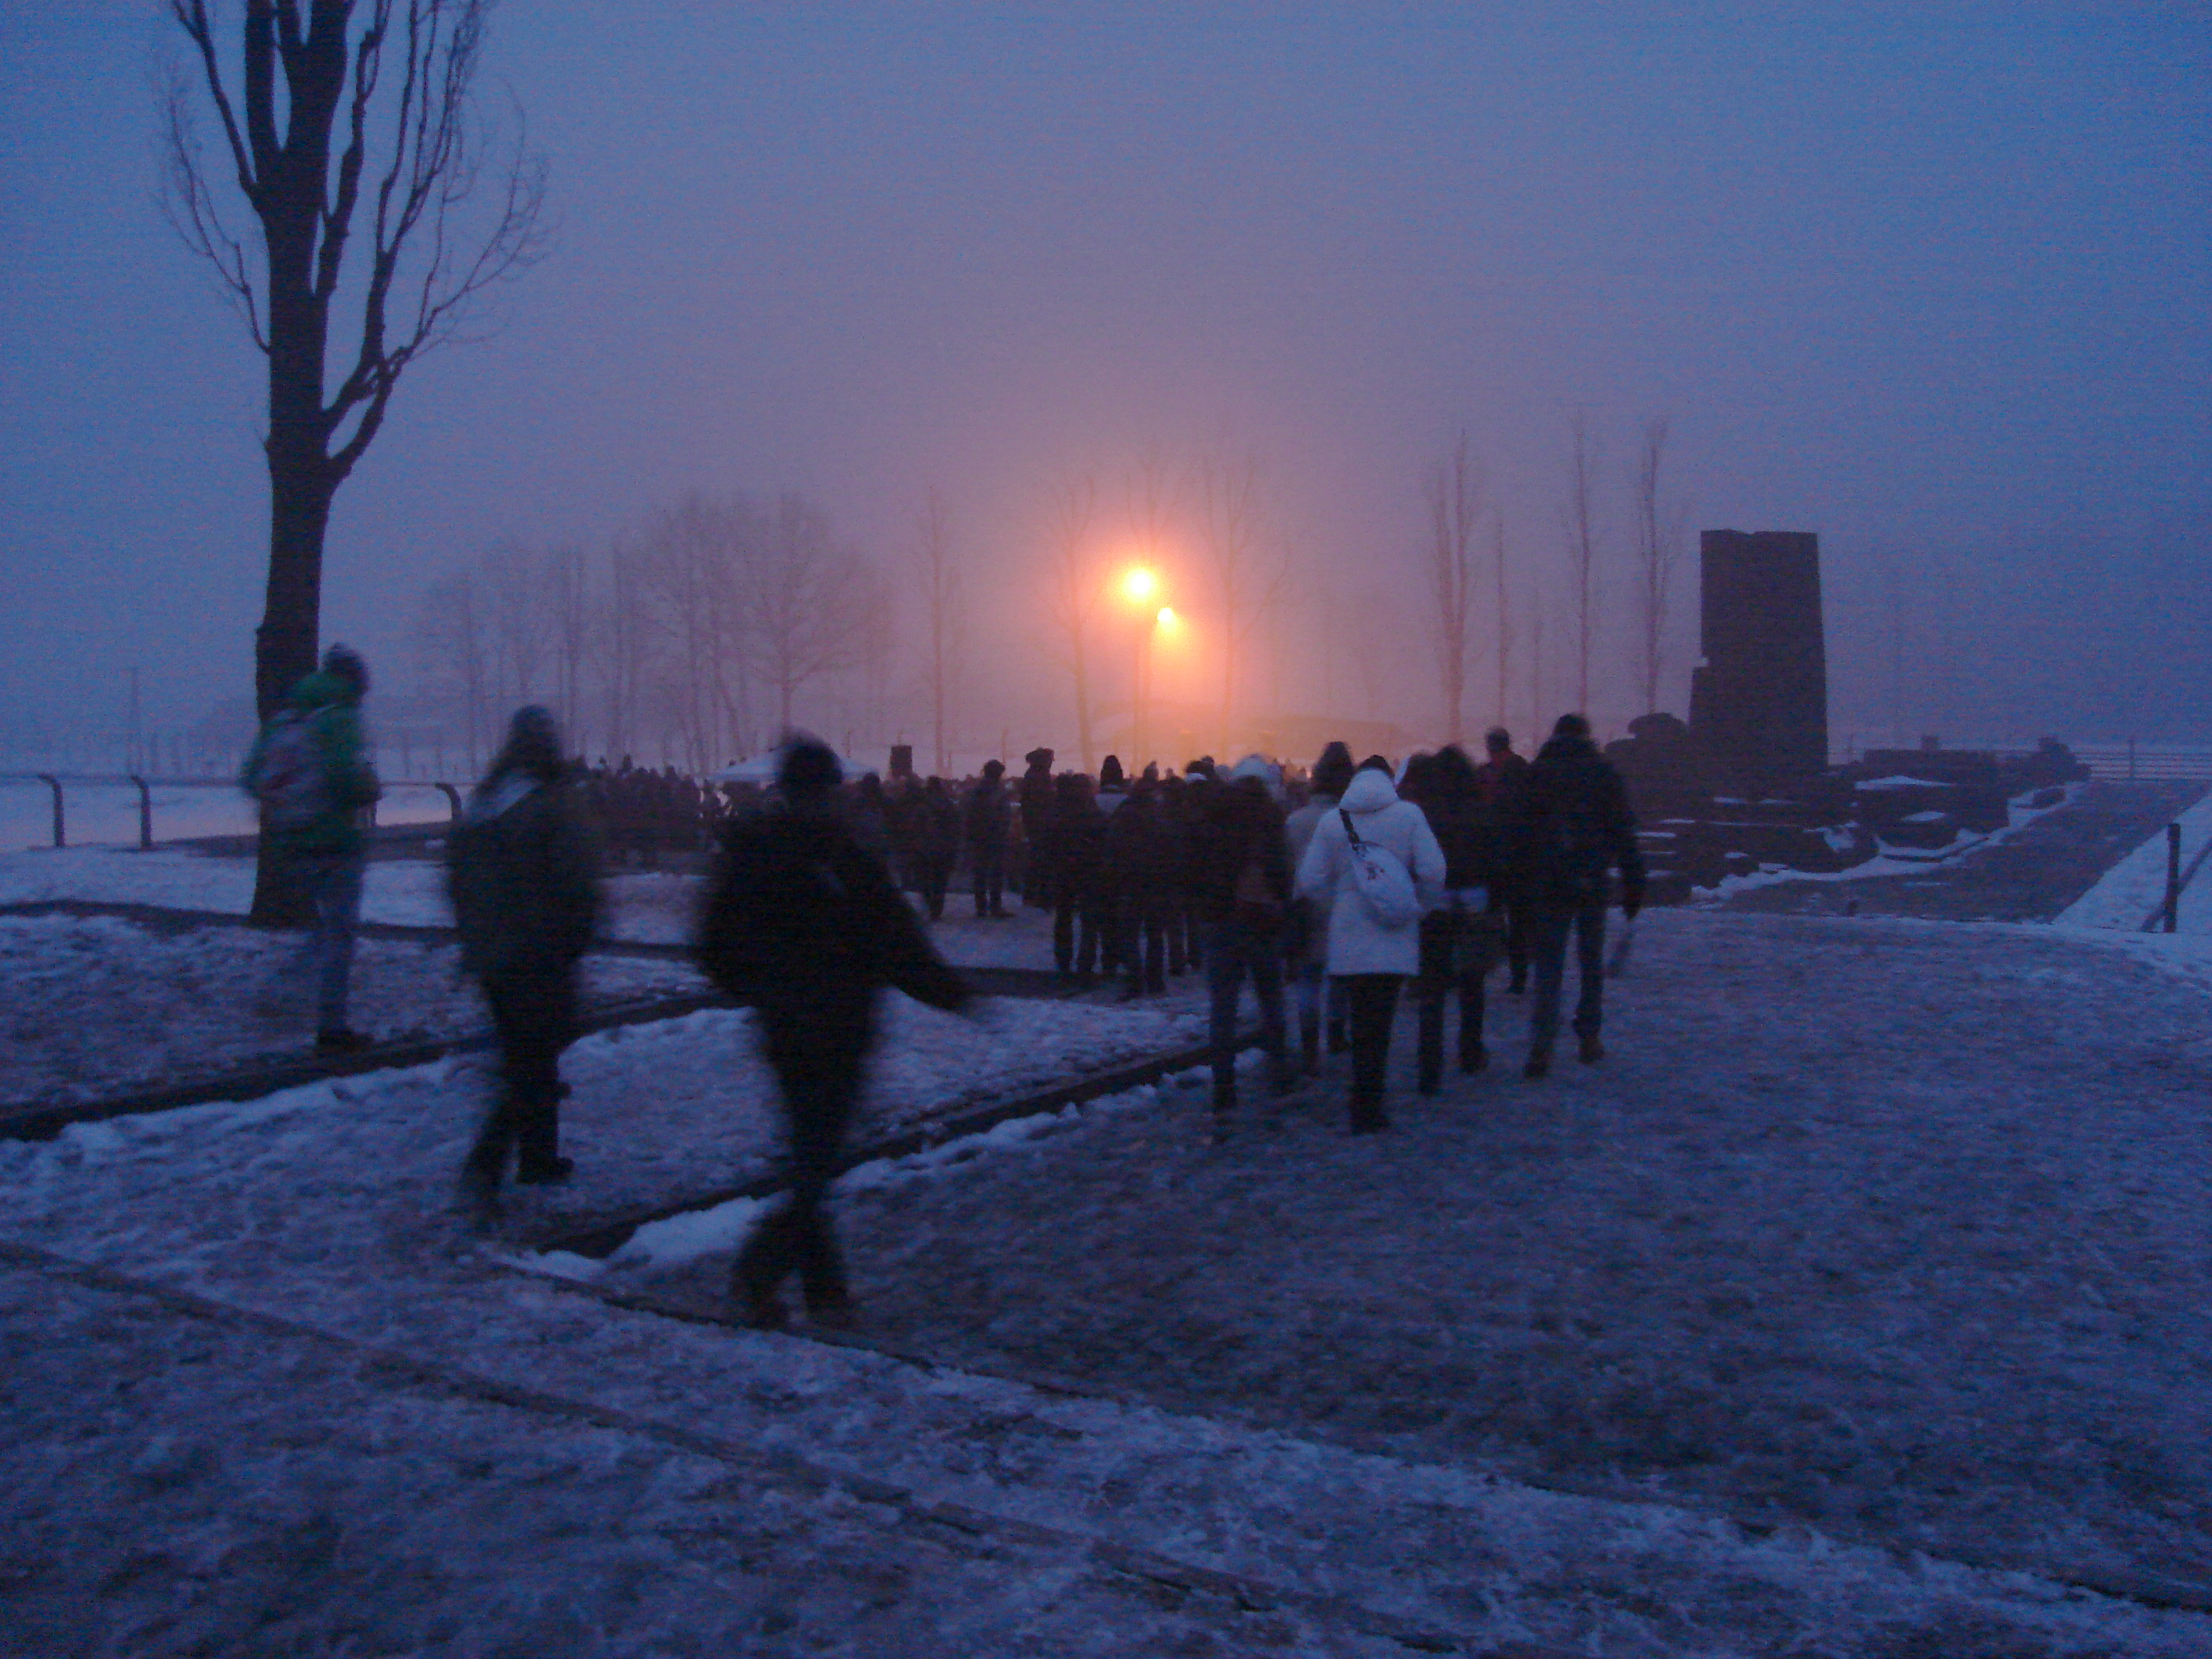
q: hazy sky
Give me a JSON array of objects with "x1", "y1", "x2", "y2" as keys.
[{"x1": 2, "y1": 2, "x2": 2207, "y2": 756}]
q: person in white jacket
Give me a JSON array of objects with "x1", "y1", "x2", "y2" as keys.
[{"x1": 1294, "y1": 756, "x2": 1447, "y2": 1131}]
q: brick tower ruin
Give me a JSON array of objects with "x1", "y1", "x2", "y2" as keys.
[{"x1": 1688, "y1": 529, "x2": 1829, "y2": 791}]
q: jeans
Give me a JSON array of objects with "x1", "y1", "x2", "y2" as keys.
[
  {"x1": 1528, "y1": 897, "x2": 1608, "y2": 1055},
  {"x1": 1205, "y1": 918, "x2": 1287, "y2": 1103},
  {"x1": 971, "y1": 845, "x2": 1005, "y2": 917},
  {"x1": 471, "y1": 969, "x2": 576, "y2": 1177},
  {"x1": 1053, "y1": 877, "x2": 1106, "y2": 976},
  {"x1": 1415, "y1": 903, "x2": 1489, "y2": 1088},
  {"x1": 296, "y1": 851, "x2": 364, "y2": 1031},
  {"x1": 1119, "y1": 887, "x2": 1168, "y2": 993}
]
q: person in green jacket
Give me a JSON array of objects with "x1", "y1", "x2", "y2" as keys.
[{"x1": 240, "y1": 644, "x2": 382, "y2": 1053}]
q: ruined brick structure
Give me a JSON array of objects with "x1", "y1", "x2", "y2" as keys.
[{"x1": 1688, "y1": 529, "x2": 1829, "y2": 790}]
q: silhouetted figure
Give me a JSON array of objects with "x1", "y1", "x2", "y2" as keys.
[
  {"x1": 910, "y1": 777, "x2": 961, "y2": 921},
  {"x1": 1107, "y1": 776, "x2": 1177, "y2": 996},
  {"x1": 1519, "y1": 713, "x2": 1645, "y2": 1077},
  {"x1": 698, "y1": 735, "x2": 972, "y2": 1328},
  {"x1": 1018, "y1": 747, "x2": 1058, "y2": 907},
  {"x1": 1295, "y1": 755, "x2": 1446, "y2": 1132},
  {"x1": 1283, "y1": 741, "x2": 1355, "y2": 1072},
  {"x1": 1472, "y1": 727, "x2": 1534, "y2": 991},
  {"x1": 240, "y1": 642, "x2": 382, "y2": 1054},
  {"x1": 1191, "y1": 756, "x2": 1295, "y2": 1133},
  {"x1": 449, "y1": 708, "x2": 602, "y2": 1212},
  {"x1": 965, "y1": 758, "x2": 1012, "y2": 918},
  {"x1": 1403, "y1": 744, "x2": 1499, "y2": 1088},
  {"x1": 1051, "y1": 771, "x2": 1108, "y2": 980}
]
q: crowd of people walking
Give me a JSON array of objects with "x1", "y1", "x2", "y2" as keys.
[{"x1": 244, "y1": 646, "x2": 1643, "y2": 1324}]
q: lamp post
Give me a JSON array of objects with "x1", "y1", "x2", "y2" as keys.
[{"x1": 1120, "y1": 566, "x2": 1161, "y2": 769}]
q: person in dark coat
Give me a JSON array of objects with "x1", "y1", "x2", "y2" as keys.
[
  {"x1": 1017, "y1": 747, "x2": 1058, "y2": 907},
  {"x1": 1050, "y1": 771, "x2": 1108, "y2": 980},
  {"x1": 697, "y1": 734, "x2": 972, "y2": 1328},
  {"x1": 1472, "y1": 726, "x2": 1535, "y2": 992},
  {"x1": 910, "y1": 777, "x2": 961, "y2": 921},
  {"x1": 1188, "y1": 756, "x2": 1295, "y2": 1133},
  {"x1": 1518, "y1": 713, "x2": 1644, "y2": 1077},
  {"x1": 1104, "y1": 776, "x2": 1176, "y2": 997},
  {"x1": 449, "y1": 707, "x2": 602, "y2": 1212},
  {"x1": 1403, "y1": 743, "x2": 1499, "y2": 1089},
  {"x1": 965, "y1": 758, "x2": 1013, "y2": 918}
]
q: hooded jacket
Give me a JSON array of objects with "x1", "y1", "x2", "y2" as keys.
[
  {"x1": 1522, "y1": 732, "x2": 1645, "y2": 909},
  {"x1": 446, "y1": 771, "x2": 602, "y2": 983},
  {"x1": 1294, "y1": 766, "x2": 1448, "y2": 976},
  {"x1": 238, "y1": 668, "x2": 382, "y2": 857}
]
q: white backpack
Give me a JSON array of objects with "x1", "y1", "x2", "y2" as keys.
[{"x1": 1338, "y1": 808, "x2": 1420, "y2": 930}]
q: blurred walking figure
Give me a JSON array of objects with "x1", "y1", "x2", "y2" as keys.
[
  {"x1": 1471, "y1": 727, "x2": 1534, "y2": 992},
  {"x1": 1519, "y1": 714, "x2": 1645, "y2": 1078},
  {"x1": 1192, "y1": 756, "x2": 1296, "y2": 1136},
  {"x1": 965, "y1": 758, "x2": 1013, "y2": 918},
  {"x1": 1295, "y1": 755, "x2": 1446, "y2": 1132},
  {"x1": 698, "y1": 734, "x2": 972, "y2": 1330},
  {"x1": 449, "y1": 708, "x2": 602, "y2": 1213},
  {"x1": 240, "y1": 643, "x2": 382, "y2": 1054},
  {"x1": 1283, "y1": 741, "x2": 1354, "y2": 1073},
  {"x1": 1401, "y1": 745, "x2": 1502, "y2": 1089}
]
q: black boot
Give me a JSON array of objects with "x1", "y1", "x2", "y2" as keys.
[{"x1": 1299, "y1": 1021, "x2": 1321, "y2": 1079}]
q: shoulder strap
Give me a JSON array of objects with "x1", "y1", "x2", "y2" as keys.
[{"x1": 1339, "y1": 807, "x2": 1362, "y2": 847}]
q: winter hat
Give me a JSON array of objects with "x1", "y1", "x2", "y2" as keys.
[
  {"x1": 495, "y1": 705, "x2": 564, "y2": 782},
  {"x1": 1024, "y1": 747, "x2": 1055, "y2": 770},
  {"x1": 981, "y1": 758, "x2": 1005, "y2": 780},
  {"x1": 1228, "y1": 753, "x2": 1279, "y2": 789},
  {"x1": 778, "y1": 732, "x2": 843, "y2": 800},
  {"x1": 321, "y1": 643, "x2": 370, "y2": 699},
  {"x1": 1099, "y1": 755, "x2": 1126, "y2": 789},
  {"x1": 1552, "y1": 712, "x2": 1591, "y2": 740},
  {"x1": 1484, "y1": 726, "x2": 1512, "y2": 754}
]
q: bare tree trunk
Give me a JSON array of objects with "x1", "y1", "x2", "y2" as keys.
[
  {"x1": 1196, "y1": 450, "x2": 1285, "y2": 757},
  {"x1": 1492, "y1": 513, "x2": 1513, "y2": 734},
  {"x1": 1564, "y1": 409, "x2": 1600, "y2": 720},
  {"x1": 1632, "y1": 417, "x2": 1681, "y2": 715},
  {"x1": 1425, "y1": 433, "x2": 1480, "y2": 745},
  {"x1": 1047, "y1": 474, "x2": 1100, "y2": 774},
  {"x1": 914, "y1": 488, "x2": 961, "y2": 776}
]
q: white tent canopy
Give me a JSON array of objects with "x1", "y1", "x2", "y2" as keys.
[{"x1": 708, "y1": 750, "x2": 875, "y2": 786}]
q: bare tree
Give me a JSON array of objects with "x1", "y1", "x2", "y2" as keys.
[
  {"x1": 1632, "y1": 417, "x2": 1685, "y2": 714},
  {"x1": 480, "y1": 540, "x2": 547, "y2": 709},
  {"x1": 749, "y1": 493, "x2": 868, "y2": 734},
  {"x1": 1045, "y1": 474, "x2": 1101, "y2": 774},
  {"x1": 1424, "y1": 433, "x2": 1481, "y2": 745},
  {"x1": 1492, "y1": 511, "x2": 1513, "y2": 733},
  {"x1": 596, "y1": 539, "x2": 653, "y2": 766},
  {"x1": 544, "y1": 544, "x2": 591, "y2": 753},
  {"x1": 1195, "y1": 449, "x2": 1289, "y2": 756},
  {"x1": 643, "y1": 495, "x2": 743, "y2": 771},
  {"x1": 912, "y1": 488, "x2": 962, "y2": 775},
  {"x1": 1562, "y1": 409, "x2": 1601, "y2": 718},
  {"x1": 165, "y1": 0, "x2": 545, "y2": 916},
  {"x1": 413, "y1": 570, "x2": 489, "y2": 772}
]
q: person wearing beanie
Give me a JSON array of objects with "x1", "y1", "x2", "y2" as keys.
[
  {"x1": 239, "y1": 640, "x2": 383, "y2": 1054},
  {"x1": 965, "y1": 758, "x2": 1013, "y2": 917},
  {"x1": 1018, "y1": 747, "x2": 1059, "y2": 908},
  {"x1": 450, "y1": 706, "x2": 601, "y2": 1212},
  {"x1": 698, "y1": 733, "x2": 973, "y2": 1328},
  {"x1": 1520, "y1": 712, "x2": 1645, "y2": 1077}
]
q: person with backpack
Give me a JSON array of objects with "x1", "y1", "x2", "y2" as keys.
[
  {"x1": 1189, "y1": 756, "x2": 1296, "y2": 1136},
  {"x1": 697, "y1": 734, "x2": 974, "y2": 1329},
  {"x1": 448, "y1": 708, "x2": 602, "y2": 1213},
  {"x1": 1295, "y1": 754, "x2": 1447, "y2": 1132},
  {"x1": 239, "y1": 643, "x2": 382, "y2": 1054},
  {"x1": 1519, "y1": 713, "x2": 1646, "y2": 1078}
]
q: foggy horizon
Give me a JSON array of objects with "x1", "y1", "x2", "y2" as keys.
[{"x1": 3, "y1": 5, "x2": 2207, "y2": 769}]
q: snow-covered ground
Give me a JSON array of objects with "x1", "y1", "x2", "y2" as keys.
[
  {"x1": 0, "y1": 913, "x2": 703, "y2": 1111},
  {"x1": 1695, "y1": 782, "x2": 2086, "y2": 902},
  {"x1": 0, "y1": 846, "x2": 1080, "y2": 973},
  {"x1": 2056, "y1": 788, "x2": 2212, "y2": 936},
  {"x1": 4, "y1": 901, "x2": 2210, "y2": 1653}
]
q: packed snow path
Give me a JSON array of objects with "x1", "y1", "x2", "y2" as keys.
[{"x1": 2, "y1": 910, "x2": 2207, "y2": 1654}]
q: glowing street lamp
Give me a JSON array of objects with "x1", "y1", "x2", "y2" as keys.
[
  {"x1": 1119, "y1": 569, "x2": 1168, "y2": 767},
  {"x1": 1121, "y1": 566, "x2": 1160, "y2": 606}
]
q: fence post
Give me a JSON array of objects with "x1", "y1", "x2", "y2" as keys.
[
  {"x1": 2166, "y1": 822, "x2": 2182, "y2": 934},
  {"x1": 129, "y1": 775, "x2": 153, "y2": 850},
  {"x1": 2128, "y1": 738, "x2": 2137, "y2": 782},
  {"x1": 34, "y1": 774, "x2": 64, "y2": 847},
  {"x1": 436, "y1": 782, "x2": 463, "y2": 822}
]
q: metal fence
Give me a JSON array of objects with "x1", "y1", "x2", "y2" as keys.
[{"x1": 0, "y1": 774, "x2": 462, "y2": 851}]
